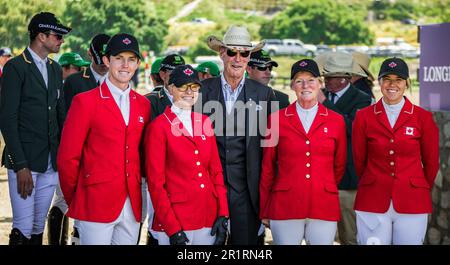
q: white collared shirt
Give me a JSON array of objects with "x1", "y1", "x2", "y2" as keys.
[
  {"x1": 27, "y1": 47, "x2": 48, "y2": 87},
  {"x1": 106, "y1": 75, "x2": 131, "y2": 125},
  {"x1": 329, "y1": 83, "x2": 351, "y2": 104},
  {"x1": 382, "y1": 97, "x2": 405, "y2": 128},
  {"x1": 296, "y1": 102, "x2": 318, "y2": 133},
  {"x1": 90, "y1": 64, "x2": 106, "y2": 85},
  {"x1": 171, "y1": 104, "x2": 192, "y2": 136},
  {"x1": 221, "y1": 74, "x2": 245, "y2": 114}
]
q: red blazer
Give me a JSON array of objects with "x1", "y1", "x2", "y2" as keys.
[
  {"x1": 57, "y1": 82, "x2": 151, "y2": 222},
  {"x1": 352, "y1": 97, "x2": 439, "y2": 214},
  {"x1": 145, "y1": 107, "x2": 229, "y2": 236},
  {"x1": 260, "y1": 103, "x2": 347, "y2": 221}
]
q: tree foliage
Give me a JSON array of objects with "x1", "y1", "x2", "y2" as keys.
[
  {"x1": 0, "y1": 0, "x2": 65, "y2": 50},
  {"x1": 418, "y1": 0, "x2": 450, "y2": 23},
  {"x1": 0, "y1": 0, "x2": 168, "y2": 57},
  {"x1": 62, "y1": 0, "x2": 168, "y2": 58},
  {"x1": 184, "y1": 27, "x2": 228, "y2": 61},
  {"x1": 259, "y1": 0, "x2": 374, "y2": 45},
  {"x1": 371, "y1": 0, "x2": 419, "y2": 20},
  {"x1": 185, "y1": 35, "x2": 217, "y2": 61}
]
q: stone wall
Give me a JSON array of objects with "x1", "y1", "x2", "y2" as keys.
[{"x1": 426, "y1": 112, "x2": 450, "y2": 245}]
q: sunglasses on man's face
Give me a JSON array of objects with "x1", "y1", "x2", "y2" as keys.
[
  {"x1": 226, "y1": 49, "x2": 250, "y2": 58},
  {"x1": 254, "y1": 65, "x2": 273, "y2": 72},
  {"x1": 45, "y1": 31, "x2": 63, "y2": 40},
  {"x1": 177, "y1": 83, "x2": 201, "y2": 92}
]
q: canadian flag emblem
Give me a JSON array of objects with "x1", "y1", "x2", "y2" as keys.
[
  {"x1": 405, "y1": 127, "x2": 414, "y2": 136},
  {"x1": 123, "y1": 38, "x2": 131, "y2": 45},
  {"x1": 183, "y1": 68, "x2": 194, "y2": 76}
]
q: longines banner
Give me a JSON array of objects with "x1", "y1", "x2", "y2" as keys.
[{"x1": 419, "y1": 22, "x2": 450, "y2": 111}]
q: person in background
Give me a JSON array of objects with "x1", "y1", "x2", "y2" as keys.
[
  {"x1": 247, "y1": 50, "x2": 290, "y2": 110},
  {"x1": 260, "y1": 59, "x2": 347, "y2": 245},
  {"x1": 0, "y1": 47, "x2": 13, "y2": 79},
  {"x1": 351, "y1": 51, "x2": 375, "y2": 100},
  {"x1": 150, "y1": 57, "x2": 163, "y2": 92},
  {"x1": 58, "y1": 52, "x2": 90, "y2": 80},
  {"x1": 0, "y1": 47, "x2": 13, "y2": 151},
  {"x1": 196, "y1": 61, "x2": 220, "y2": 81},
  {"x1": 63, "y1": 34, "x2": 110, "y2": 111},
  {"x1": 0, "y1": 12, "x2": 70, "y2": 245},
  {"x1": 145, "y1": 64, "x2": 229, "y2": 245},
  {"x1": 147, "y1": 54, "x2": 185, "y2": 120},
  {"x1": 352, "y1": 58, "x2": 439, "y2": 245}
]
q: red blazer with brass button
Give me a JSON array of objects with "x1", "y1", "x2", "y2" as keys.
[
  {"x1": 145, "y1": 107, "x2": 229, "y2": 237},
  {"x1": 352, "y1": 97, "x2": 439, "y2": 214},
  {"x1": 57, "y1": 82, "x2": 151, "y2": 222},
  {"x1": 260, "y1": 103, "x2": 347, "y2": 221}
]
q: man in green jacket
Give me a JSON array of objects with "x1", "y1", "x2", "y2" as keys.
[{"x1": 0, "y1": 12, "x2": 71, "y2": 245}]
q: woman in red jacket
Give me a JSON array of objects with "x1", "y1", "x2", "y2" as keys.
[
  {"x1": 260, "y1": 59, "x2": 347, "y2": 245},
  {"x1": 145, "y1": 65, "x2": 229, "y2": 245},
  {"x1": 352, "y1": 58, "x2": 439, "y2": 245}
]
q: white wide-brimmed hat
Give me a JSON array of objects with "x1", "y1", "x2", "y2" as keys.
[
  {"x1": 207, "y1": 25, "x2": 265, "y2": 52},
  {"x1": 352, "y1": 51, "x2": 375, "y2": 81},
  {"x1": 322, "y1": 51, "x2": 360, "y2": 77}
]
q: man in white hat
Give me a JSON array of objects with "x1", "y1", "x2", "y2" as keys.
[
  {"x1": 198, "y1": 25, "x2": 275, "y2": 245},
  {"x1": 318, "y1": 52, "x2": 372, "y2": 245}
]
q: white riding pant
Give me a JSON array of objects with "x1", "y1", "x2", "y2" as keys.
[
  {"x1": 78, "y1": 197, "x2": 140, "y2": 245},
  {"x1": 270, "y1": 218, "x2": 337, "y2": 245},
  {"x1": 8, "y1": 156, "x2": 58, "y2": 238},
  {"x1": 356, "y1": 200, "x2": 427, "y2": 245}
]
